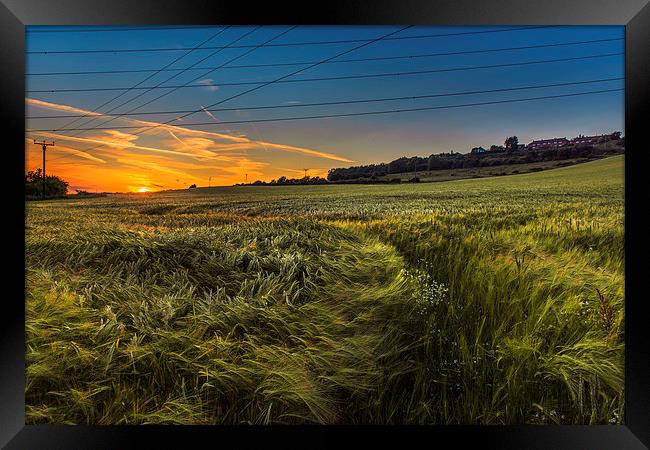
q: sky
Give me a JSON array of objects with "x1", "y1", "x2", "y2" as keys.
[{"x1": 25, "y1": 25, "x2": 624, "y2": 193}]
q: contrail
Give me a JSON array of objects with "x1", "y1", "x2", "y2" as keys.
[
  {"x1": 201, "y1": 105, "x2": 218, "y2": 121},
  {"x1": 167, "y1": 129, "x2": 185, "y2": 145}
]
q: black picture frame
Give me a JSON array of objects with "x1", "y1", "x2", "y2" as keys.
[{"x1": 2, "y1": 1, "x2": 649, "y2": 448}]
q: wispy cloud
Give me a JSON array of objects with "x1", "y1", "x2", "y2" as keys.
[
  {"x1": 35, "y1": 130, "x2": 219, "y2": 160},
  {"x1": 196, "y1": 79, "x2": 219, "y2": 92},
  {"x1": 27, "y1": 98, "x2": 353, "y2": 163},
  {"x1": 25, "y1": 98, "x2": 354, "y2": 191},
  {"x1": 27, "y1": 98, "x2": 102, "y2": 116},
  {"x1": 55, "y1": 147, "x2": 107, "y2": 164},
  {"x1": 24, "y1": 138, "x2": 106, "y2": 164},
  {"x1": 261, "y1": 142, "x2": 353, "y2": 163}
]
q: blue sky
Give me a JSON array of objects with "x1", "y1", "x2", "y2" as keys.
[{"x1": 25, "y1": 25, "x2": 624, "y2": 191}]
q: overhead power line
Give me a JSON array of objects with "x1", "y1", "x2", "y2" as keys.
[
  {"x1": 64, "y1": 26, "x2": 259, "y2": 134},
  {"x1": 38, "y1": 87, "x2": 623, "y2": 165},
  {"x1": 79, "y1": 26, "x2": 298, "y2": 133},
  {"x1": 34, "y1": 86, "x2": 623, "y2": 165},
  {"x1": 26, "y1": 37, "x2": 624, "y2": 76},
  {"x1": 27, "y1": 88, "x2": 622, "y2": 133},
  {"x1": 93, "y1": 25, "x2": 411, "y2": 138},
  {"x1": 27, "y1": 88, "x2": 624, "y2": 132},
  {"x1": 28, "y1": 77, "x2": 623, "y2": 121},
  {"x1": 53, "y1": 26, "x2": 231, "y2": 133},
  {"x1": 27, "y1": 52, "x2": 623, "y2": 94},
  {"x1": 26, "y1": 26, "x2": 624, "y2": 167},
  {"x1": 41, "y1": 27, "x2": 299, "y2": 148},
  {"x1": 35, "y1": 86, "x2": 623, "y2": 165},
  {"x1": 30, "y1": 26, "x2": 415, "y2": 162},
  {"x1": 26, "y1": 26, "x2": 553, "y2": 54}
]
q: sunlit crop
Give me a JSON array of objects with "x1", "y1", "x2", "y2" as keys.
[{"x1": 25, "y1": 156, "x2": 624, "y2": 425}]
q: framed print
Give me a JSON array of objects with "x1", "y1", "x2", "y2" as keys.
[{"x1": 1, "y1": 0, "x2": 649, "y2": 448}]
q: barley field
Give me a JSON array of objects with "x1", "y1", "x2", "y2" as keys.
[{"x1": 25, "y1": 155, "x2": 625, "y2": 425}]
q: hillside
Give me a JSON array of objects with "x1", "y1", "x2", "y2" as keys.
[{"x1": 327, "y1": 140, "x2": 624, "y2": 183}]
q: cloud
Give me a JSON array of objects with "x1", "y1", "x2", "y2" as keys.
[
  {"x1": 24, "y1": 138, "x2": 106, "y2": 164},
  {"x1": 26, "y1": 98, "x2": 247, "y2": 144},
  {"x1": 54, "y1": 147, "x2": 107, "y2": 164},
  {"x1": 278, "y1": 167, "x2": 306, "y2": 174},
  {"x1": 161, "y1": 135, "x2": 218, "y2": 156},
  {"x1": 196, "y1": 79, "x2": 219, "y2": 92},
  {"x1": 102, "y1": 129, "x2": 140, "y2": 147},
  {"x1": 113, "y1": 157, "x2": 200, "y2": 180},
  {"x1": 26, "y1": 98, "x2": 354, "y2": 162},
  {"x1": 260, "y1": 142, "x2": 353, "y2": 163},
  {"x1": 35, "y1": 131, "x2": 219, "y2": 160},
  {"x1": 27, "y1": 98, "x2": 102, "y2": 117}
]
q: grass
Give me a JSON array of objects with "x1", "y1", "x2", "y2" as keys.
[{"x1": 25, "y1": 155, "x2": 624, "y2": 425}]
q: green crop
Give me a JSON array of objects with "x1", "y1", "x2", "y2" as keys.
[{"x1": 25, "y1": 155, "x2": 624, "y2": 425}]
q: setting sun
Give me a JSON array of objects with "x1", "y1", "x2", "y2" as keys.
[{"x1": 136, "y1": 187, "x2": 151, "y2": 193}]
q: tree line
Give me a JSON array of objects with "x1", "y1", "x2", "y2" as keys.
[
  {"x1": 327, "y1": 139, "x2": 624, "y2": 182},
  {"x1": 235, "y1": 175, "x2": 330, "y2": 186}
]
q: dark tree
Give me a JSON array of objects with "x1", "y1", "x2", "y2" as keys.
[
  {"x1": 504, "y1": 136, "x2": 519, "y2": 152},
  {"x1": 25, "y1": 169, "x2": 68, "y2": 198}
]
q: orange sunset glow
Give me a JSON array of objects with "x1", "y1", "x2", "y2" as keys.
[
  {"x1": 25, "y1": 25, "x2": 623, "y2": 193},
  {"x1": 25, "y1": 98, "x2": 342, "y2": 192}
]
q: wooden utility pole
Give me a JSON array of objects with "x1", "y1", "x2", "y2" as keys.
[
  {"x1": 209, "y1": 176, "x2": 211, "y2": 187},
  {"x1": 33, "y1": 139, "x2": 55, "y2": 199},
  {"x1": 245, "y1": 173, "x2": 248, "y2": 184},
  {"x1": 303, "y1": 168, "x2": 308, "y2": 178}
]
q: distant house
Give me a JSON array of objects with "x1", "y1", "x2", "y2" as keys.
[
  {"x1": 516, "y1": 144, "x2": 526, "y2": 151},
  {"x1": 471, "y1": 146, "x2": 486, "y2": 154},
  {"x1": 527, "y1": 137, "x2": 570, "y2": 150},
  {"x1": 571, "y1": 134, "x2": 598, "y2": 145},
  {"x1": 489, "y1": 145, "x2": 506, "y2": 153},
  {"x1": 571, "y1": 132, "x2": 622, "y2": 145}
]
